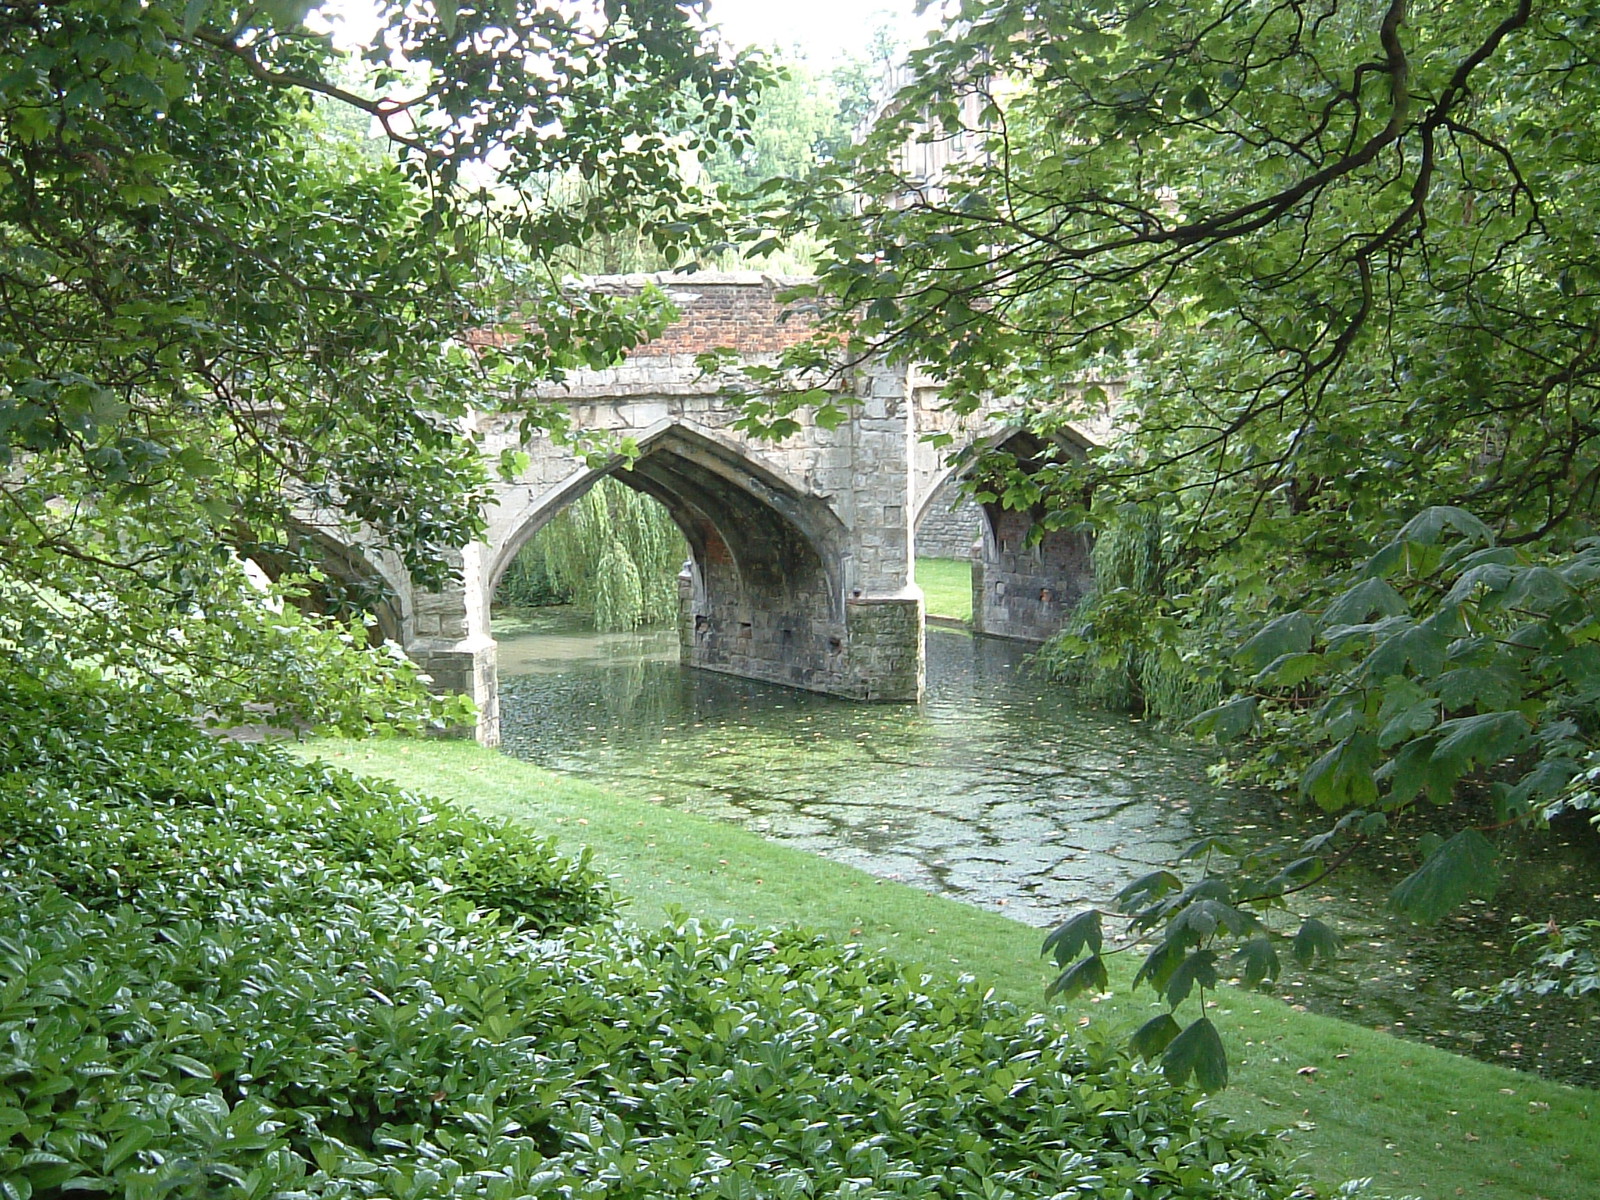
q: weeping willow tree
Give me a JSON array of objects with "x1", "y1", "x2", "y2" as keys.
[
  {"x1": 498, "y1": 479, "x2": 687, "y2": 632},
  {"x1": 1034, "y1": 505, "x2": 1224, "y2": 722}
]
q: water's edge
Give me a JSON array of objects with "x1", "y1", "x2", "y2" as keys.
[{"x1": 496, "y1": 609, "x2": 1600, "y2": 1086}]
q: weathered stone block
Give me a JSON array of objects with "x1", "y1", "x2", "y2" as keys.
[
  {"x1": 973, "y1": 507, "x2": 1092, "y2": 643},
  {"x1": 409, "y1": 637, "x2": 499, "y2": 745},
  {"x1": 842, "y1": 596, "x2": 924, "y2": 701}
]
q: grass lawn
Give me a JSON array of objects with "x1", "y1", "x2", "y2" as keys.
[
  {"x1": 916, "y1": 556, "x2": 973, "y2": 623},
  {"x1": 311, "y1": 737, "x2": 1597, "y2": 1200}
]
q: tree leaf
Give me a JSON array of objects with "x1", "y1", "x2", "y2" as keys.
[
  {"x1": 1362, "y1": 538, "x2": 1410, "y2": 580},
  {"x1": 1443, "y1": 562, "x2": 1516, "y2": 605},
  {"x1": 1559, "y1": 549, "x2": 1600, "y2": 586},
  {"x1": 1233, "y1": 937, "x2": 1280, "y2": 987},
  {"x1": 1236, "y1": 613, "x2": 1315, "y2": 671},
  {"x1": 259, "y1": 0, "x2": 317, "y2": 28},
  {"x1": 1559, "y1": 645, "x2": 1600, "y2": 695},
  {"x1": 1182, "y1": 897, "x2": 1259, "y2": 939},
  {"x1": 1323, "y1": 614, "x2": 1412, "y2": 654},
  {"x1": 1252, "y1": 651, "x2": 1324, "y2": 688},
  {"x1": 1496, "y1": 758, "x2": 1579, "y2": 820},
  {"x1": 1434, "y1": 665, "x2": 1520, "y2": 713},
  {"x1": 1360, "y1": 622, "x2": 1448, "y2": 680},
  {"x1": 1264, "y1": 855, "x2": 1323, "y2": 894},
  {"x1": 1178, "y1": 834, "x2": 1237, "y2": 861},
  {"x1": 1389, "y1": 829, "x2": 1499, "y2": 924},
  {"x1": 1046, "y1": 952, "x2": 1108, "y2": 1000},
  {"x1": 1041, "y1": 909, "x2": 1102, "y2": 967},
  {"x1": 182, "y1": 0, "x2": 212, "y2": 35},
  {"x1": 1321, "y1": 577, "x2": 1408, "y2": 627},
  {"x1": 166, "y1": 1053, "x2": 215, "y2": 1079},
  {"x1": 1374, "y1": 736, "x2": 1453, "y2": 806},
  {"x1": 1164, "y1": 948, "x2": 1219, "y2": 1007},
  {"x1": 1291, "y1": 917, "x2": 1341, "y2": 967},
  {"x1": 1377, "y1": 698, "x2": 1439, "y2": 748},
  {"x1": 1188, "y1": 695, "x2": 1256, "y2": 742},
  {"x1": 1429, "y1": 712, "x2": 1530, "y2": 776},
  {"x1": 1132, "y1": 937, "x2": 1187, "y2": 995},
  {"x1": 1161, "y1": 1016, "x2": 1228, "y2": 1092},
  {"x1": 104, "y1": 1124, "x2": 155, "y2": 1170},
  {"x1": 1399, "y1": 507, "x2": 1494, "y2": 546},
  {"x1": 1503, "y1": 565, "x2": 1575, "y2": 612},
  {"x1": 1129, "y1": 1012, "x2": 1182, "y2": 1059},
  {"x1": 1114, "y1": 869, "x2": 1183, "y2": 910},
  {"x1": 1358, "y1": 811, "x2": 1389, "y2": 835},
  {"x1": 1300, "y1": 732, "x2": 1379, "y2": 811}
]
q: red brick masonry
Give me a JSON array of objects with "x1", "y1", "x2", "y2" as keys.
[
  {"x1": 591, "y1": 273, "x2": 818, "y2": 356},
  {"x1": 467, "y1": 273, "x2": 821, "y2": 358}
]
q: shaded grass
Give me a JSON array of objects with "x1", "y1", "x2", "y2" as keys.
[
  {"x1": 311, "y1": 737, "x2": 1597, "y2": 1200},
  {"x1": 916, "y1": 556, "x2": 973, "y2": 624}
]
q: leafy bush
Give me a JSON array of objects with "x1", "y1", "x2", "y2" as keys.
[
  {"x1": 1045, "y1": 508, "x2": 1600, "y2": 1082},
  {"x1": 0, "y1": 677, "x2": 610, "y2": 931},
  {"x1": 0, "y1": 880, "x2": 1302, "y2": 1200},
  {"x1": 495, "y1": 551, "x2": 573, "y2": 608},
  {"x1": 1035, "y1": 504, "x2": 1226, "y2": 722},
  {"x1": 1463, "y1": 918, "x2": 1600, "y2": 1007},
  {"x1": 0, "y1": 677, "x2": 1303, "y2": 1199}
]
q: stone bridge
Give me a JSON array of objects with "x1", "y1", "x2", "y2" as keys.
[{"x1": 305, "y1": 274, "x2": 1104, "y2": 744}]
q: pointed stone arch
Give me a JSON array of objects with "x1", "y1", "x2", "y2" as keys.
[
  {"x1": 243, "y1": 518, "x2": 414, "y2": 648},
  {"x1": 316, "y1": 276, "x2": 1139, "y2": 740},
  {"x1": 487, "y1": 420, "x2": 871, "y2": 694},
  {"x1": 918, "y1": 427, "x2": 1097, "y2": 643}
]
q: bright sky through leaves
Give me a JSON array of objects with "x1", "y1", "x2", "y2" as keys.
[
  {"x1": 318, "y1": 1, "x2": 945, "y2": 62},
  {"x1": 707, "y1": 0, "x2": 944, "y2": 62}
]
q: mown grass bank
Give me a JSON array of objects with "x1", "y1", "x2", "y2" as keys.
[
  {"x1": 315, "y1": 737, "x2": 1597, "y2": 1200},
  {"x1": 916, "y1": 557, "x2": 974, "y2": 624}
]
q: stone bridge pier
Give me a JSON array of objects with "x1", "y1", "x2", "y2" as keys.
[
  {"x1": 425, "y1": 276, "x2": 937, "y2": 744},
  {"x1": 911, "y1": 392, "x2": 1106, "y2": 646}
]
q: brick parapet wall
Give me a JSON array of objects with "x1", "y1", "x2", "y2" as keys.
[{"x1": 589, "y1": 273, "x2": 818, "y2": 357}]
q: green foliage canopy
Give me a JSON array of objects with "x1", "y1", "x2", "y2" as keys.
[
  {"x1": 761, "y1": 0, "x2": 1600, "y2": 1080},
  {"x1": 0, "y1": 0, "x2": 755, "y2": 727},
  {"x1": 700, "y1": 60, "x2": 852, "y2": 191}
]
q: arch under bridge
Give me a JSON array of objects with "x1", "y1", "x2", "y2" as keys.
[{"x1": 303, "y1": 274, "x2": 1107, "y2": 744}]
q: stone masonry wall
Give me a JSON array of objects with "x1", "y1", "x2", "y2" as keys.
[
  {"x1": 973, "y1": 505, "x2": 1094, "y2": 643},
  {"x1": 369, "y1": 275, "x2": 1118, "y2": 738},
  {"x1": 474, "y1": 278, "x2": 924, "y2": 704},
  {"x1": 914, "y1": 472, "x2": 982, "y2": 559},
  {"x1": 590, "y1": 273, "x2": 818, "y2": 356},
  {"x1": 843, "y1": 597, "x2": 924, "y2": 700}
]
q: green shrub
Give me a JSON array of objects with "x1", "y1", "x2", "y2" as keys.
[
  {"x1": 0, "y1": 880, "x2": 1301, "y2": 1200},
  {"x1": 495, "y1": 550, "x2": 573, "y2": 608},
  {"x1": 0, "y1": 677, "x2": 1303, "y2": 1199},
  {"x1": 0, "y1": 678, "x2": 610, "y2": 931},
  {"x1": 1036, "y1": 505, "x2": 1226, "y2": 722}
]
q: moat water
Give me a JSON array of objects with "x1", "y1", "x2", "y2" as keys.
[{"x1": 496, "y1": 608, "x2": 1600, "y2": 1086}]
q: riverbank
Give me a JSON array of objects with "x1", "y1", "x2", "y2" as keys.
[
  {"x1": 916, "y1": 555, "x2": 974, "y2": 624},
  {"x1": 491, "y1": 611, "x2": 1600, "y2": 1088},
  {"x1": 311, "y1": 736, "x2": 1596, "y2": 1200}
]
